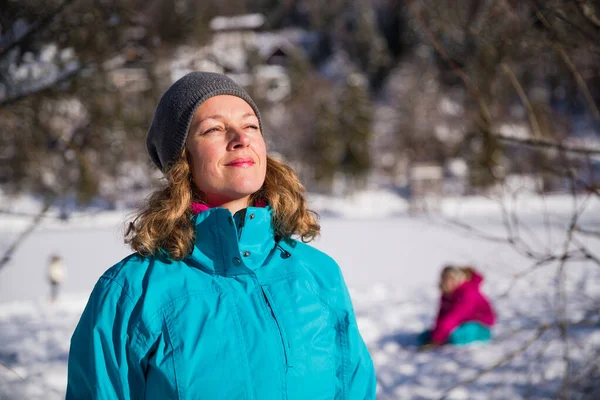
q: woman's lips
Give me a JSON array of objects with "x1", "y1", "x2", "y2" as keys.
[{"x1": 226, "y1": 159, "x2": 255, "y2": 167}]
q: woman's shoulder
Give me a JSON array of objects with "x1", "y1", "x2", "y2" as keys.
[
  {"x1": 282, "y1": 239, "x2": 338, "y2": 266},
  {"x1": 87, "y1": 253, "x2": 216, "y2": 327},
  {"x1": 98, "y1": 253, "x2": 151, "y2": 294},
  {"x1": 95, "y1": 252, "x2": 194, "y2": 306},
  {"x1": 280, "y1": 239, "x2": 357, "y2": 313},
  {"x1": 281, "y1": 239, "x2": 345, "y2": 287}
]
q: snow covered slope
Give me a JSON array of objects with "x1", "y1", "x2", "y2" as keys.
[{"x1": 1, "y1": 192, "x2": 599, "y2": 399}]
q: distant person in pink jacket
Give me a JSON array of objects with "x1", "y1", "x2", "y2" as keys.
[{"x1": 418, "y1": 265, "x2": 496, "y2": 348}]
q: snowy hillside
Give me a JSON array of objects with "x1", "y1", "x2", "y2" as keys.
[{"x1": 1, "y1": 191, "x2": 599, "y2": 399}]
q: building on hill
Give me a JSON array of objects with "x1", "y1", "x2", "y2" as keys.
[
  {"x1": 164, "y1": 14, "x2": 318, "y2": 106},
  {"x1": 408, "y1": 163, "x2": 444, "y2": 213}
]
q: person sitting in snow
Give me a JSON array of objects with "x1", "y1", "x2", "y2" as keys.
[{"x1": 418, "y1": 265, "x2": 495, "y2": 348}]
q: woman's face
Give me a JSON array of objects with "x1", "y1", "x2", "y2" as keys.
[{"x1": 186, "y1": 95, "x2": 267, "y2": 209}]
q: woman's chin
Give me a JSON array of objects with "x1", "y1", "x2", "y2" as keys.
[
  {"x1": 229, "y1": 180, "x2": 264, "y2": 196},
  {"x1": 219, "y1": 186, "x2": 262, "y2": 204}
]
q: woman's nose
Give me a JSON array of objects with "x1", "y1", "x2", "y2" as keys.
[{"x1": 228, "y1": 126, "x2": 251, "y2": 150}]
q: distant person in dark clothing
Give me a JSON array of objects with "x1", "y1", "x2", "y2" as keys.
[{"x1": 419, "y1": 265, "x2": 495, "y2": 348}]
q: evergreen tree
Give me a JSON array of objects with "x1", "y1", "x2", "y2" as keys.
[
  {"x1": 338, "y1": 74, "x2": 372, "y2": 191},
  {"x1": 312, "y1": 98, "x2": 340, "y2": 192},
  {"x1": 0, "y1": 0, "x2": 214, "y2": 204},
  {"x1": 287, "y1": 51, "x2": 312, "y2": 98}
]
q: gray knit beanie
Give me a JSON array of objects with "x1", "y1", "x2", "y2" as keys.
[{"x1": 146, "y1": 72, "x2": 263, "y2": 171}]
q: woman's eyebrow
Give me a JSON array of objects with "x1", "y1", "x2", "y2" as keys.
[
  {"x1": 190, "y1": 114, "x2": 224, "y2": 132},
  {"x1": 200, "y1": 113, "x2": 255, "y2": 122},
  {"x1": 199, "y1": 114, "x2": 224, "y2": 123},
  {"x1": 192, "y1": 112, "x2": 257, "y2": 131}
]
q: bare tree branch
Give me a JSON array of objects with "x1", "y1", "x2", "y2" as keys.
[
  {"x1": 575, "y1": 227, "x2": 600, "y2": 239},
  {"x1": 438, "y1": 216, "x2": 515, "y2": 244},
  {"x1": 0, "y1": 64, "x2": 85, "y2": 107},
  {"x1": 406, "y1": 0, "x2": 492, "y2": 123},
  {"x1": 554, "y1": 192, "x2": 589, "y2": 397},
  {"x1": 403, "y1": 3, "x2": 600, "y2": 396},
  {"x1": 493, "y1": 133, "x2": 600, "y2": 156},
  {"x1": 0, "y1": 0, "x2": 76, "y2": 60},
  {"x1": 439, "y1": 324, "x2": 551, "y2": 399},
  {"x1": 0, "y1": 360, "x2": 24, "y2": 380},
  {"x1": 501, "y1": 64, "x2": 543, "y2": 138},
  {"x1": 439, "y1": 315, "x2": 597, "y2": 399},
  {"x1": 549, "y1": 3, "x2": 600, "y2": 44},
  {"x1": 574, "y1": 240, "x2": 600, "y2": 268},
  {"x1": 439, "y1": 209, "x2": 590, "y2": 268},
  {"x1": 501, "y1": 188, "x2": 551, "y2": 257},
  {"x1": 0, "y1": 201, "x2": 52, "y2": 271},
  {"x1": 533, "y1": 5, "x2": 600, "y2": 119},
  {"x1": 576, "y1": 0, "x2": 600, "y2": 28},
  {"x1": 499, "y1": 248, "x2": 597, "y2": 297},
  {"x1": 409, "y1": 1, "x2": 600, "y2": 157},
  {"x1": 551, "y1": 43, "x2": 600, "y2": 120}
]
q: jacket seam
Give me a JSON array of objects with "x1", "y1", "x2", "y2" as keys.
[
  {"x1": 262, "y1": 285, "x2": 292, "y2": 372},
  {"x1": 97, "y1": 276, "x2": 152, "y2": 357},
  {"x1": 145, "y1": 288, "x2": 222, "y2": 324},
  {"x1": 255, "y1": 285, "x2": 287, "y2": 399},
  {"x1": 261, "y1": 273, "x2": 337, "y2": 397},
  {"x1": 98, "y1": 275, "x2": 135, "y2": 303},
  {"x1": 145, "y1": 289, "x2": 224, "y2": 400},
  {"x1": 132, "y1": 328, "x2": 149, "y2": 357},
  {"x1": 337, "y1": 313, "x2": 350, "y2": 400},
  {"x1": 222, "y1": 280, "x2": 253, "y2": 400},
  {"x1": 260, "y1": 272, "x2": 334, "y2": 313},
  {"x1": 215, "y1": 211, "x2": 227, "y2": 275},
  {"x1": 163, "y1": 312, "x2": 182, "y2": 400},
  {"x1": 293, "y1": 257, "x2": 340, "y2": 310}
]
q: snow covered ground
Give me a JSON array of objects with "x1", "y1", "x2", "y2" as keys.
[{"x1": 1, "y1": 190, "x2": 599, "y2": 399}]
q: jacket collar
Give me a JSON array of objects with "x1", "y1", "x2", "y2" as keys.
[{"x1": 186, "y1": 206, "x2": 276, "y2": 275}]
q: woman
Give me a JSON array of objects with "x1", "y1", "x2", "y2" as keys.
[
  {"x1": 66, "y1": 72, "x2": 376, "y2": 399},
  {"x1": 418, "y1": 265, "x2": 496, "y2": 348}
]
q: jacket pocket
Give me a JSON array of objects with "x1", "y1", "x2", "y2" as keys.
[
  {"x1": 261, "y1": 285, "x2": 292, "y2": 370},
  {"x1": 261, "y1": 278, "x2": 336, "y2": 399}
]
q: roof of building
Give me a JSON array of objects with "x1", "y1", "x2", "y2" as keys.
[{"x1": 210, "y1": 14, "x2": 266, "y2": 32}]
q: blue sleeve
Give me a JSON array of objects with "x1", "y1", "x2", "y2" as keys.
[
  {"x1": 333, "y1": 268, "x2": 377, "y2": 399},
  {"x1": 66, "y1": 277, "x2": 148, "y2": 399}
]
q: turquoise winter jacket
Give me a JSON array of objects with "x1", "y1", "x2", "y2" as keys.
[{"x1": 66, "y1": 206, "x2": 376, "y2": 399}]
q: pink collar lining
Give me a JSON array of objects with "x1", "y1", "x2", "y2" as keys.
[{"x1": 190, "y1": 200, "x2": 267, "y2": 215}]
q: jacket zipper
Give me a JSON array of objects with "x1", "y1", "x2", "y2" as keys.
[
  {"x1": 233, "y1": 208, "x2": 247, "y2": 239},
  {"x1": 260, "y1": 285, "x2": 291, "y2": 372}
]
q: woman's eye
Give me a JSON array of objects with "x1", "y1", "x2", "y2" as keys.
[
  {"x1": 245, "y1": 125, "x2": 259, "y2": 130},
  {"x1": 202, "y1": 126, "x2": 220, "y2": 134}
]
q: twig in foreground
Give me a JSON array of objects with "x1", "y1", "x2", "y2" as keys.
[
  {"x1": 439, "y1": 324, "x2": 550, "y2": 399},
  {"x1": 0, "y1": 360, "x2": 24, "y2": 380}
]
